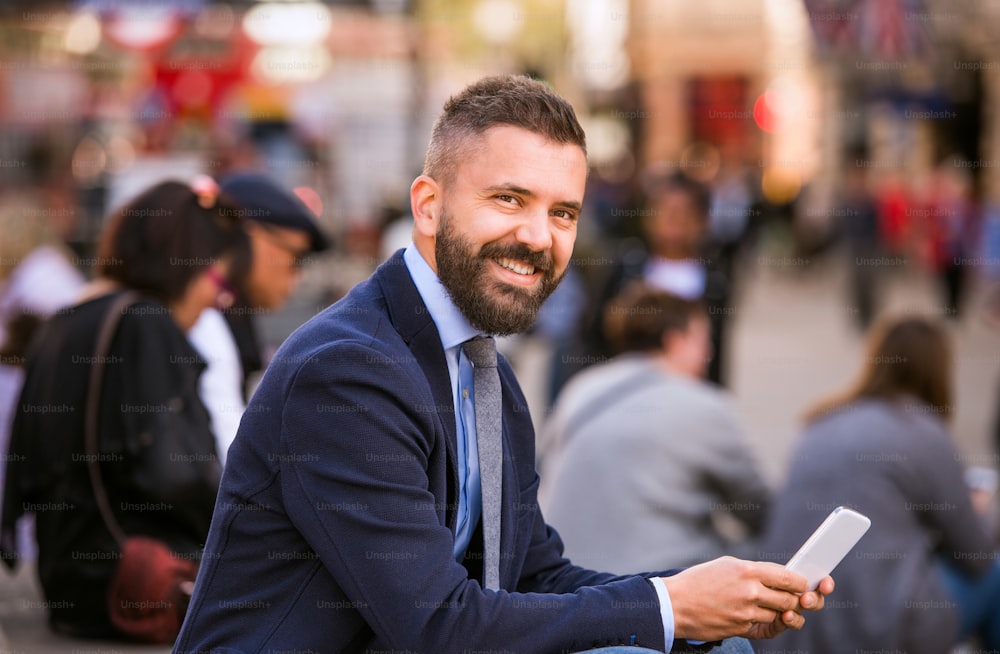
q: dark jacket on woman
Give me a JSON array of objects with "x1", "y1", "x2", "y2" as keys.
[
  {"x1": 754, "y1": 397, "x2": 994, "y2": 654},
  {"x1": 1, "y1": 292, "x2": 221, "y2": 638}
]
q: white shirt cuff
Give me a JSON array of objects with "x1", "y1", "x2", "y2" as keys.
[{"x1": 649, "y1": 577, "x2": 675, "y2": 650}]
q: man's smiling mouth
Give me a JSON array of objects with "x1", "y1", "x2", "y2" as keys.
[{"x1": 494, "y1": 257, "x2": 536, "y2": 276}]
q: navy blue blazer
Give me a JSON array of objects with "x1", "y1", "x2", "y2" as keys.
[{"x1": 174, "y1": 251, "x2": 667, "y2": 654}]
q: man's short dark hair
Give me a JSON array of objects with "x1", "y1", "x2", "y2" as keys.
[
  {"x1": 97, "y1": 180, "x2": 250, "y2": 303},
  {"x1": 423, "y1": 74, "x2": 587, "y2": 185},
  {"x1": 602, "y1": 282, "x2": 706, "y2": 355}
]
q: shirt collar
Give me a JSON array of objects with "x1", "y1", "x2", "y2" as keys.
[{"x1": 403, "y1": 243, "x2": 481, "y2": 351}]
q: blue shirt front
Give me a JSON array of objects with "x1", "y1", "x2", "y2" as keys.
[{"x1": 403, "y1": 244, "x2": 483, "y2": 560}]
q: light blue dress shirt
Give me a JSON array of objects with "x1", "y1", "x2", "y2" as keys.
[
  {"x1": 402, "y1": 244, "x2": 678, "y2": 648},
  {"x1": 403, "y1": 245, "x2": 482, "y2": 560}
]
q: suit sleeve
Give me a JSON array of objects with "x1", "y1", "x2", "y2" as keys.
[{"x1": 277, "y1": 339, "x2": 669, "y2": 654}]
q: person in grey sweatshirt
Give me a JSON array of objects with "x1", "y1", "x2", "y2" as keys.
[
  {"x1": 755, "y1": 316, "x2": 1000, "y2": 654},
  {"x1": 539, "y1": 282, "x2": 771, "y2": 573}
]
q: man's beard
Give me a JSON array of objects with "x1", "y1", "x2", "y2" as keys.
[{"x1": 435, "y1": 211, "x2": 564, "y2": 336}]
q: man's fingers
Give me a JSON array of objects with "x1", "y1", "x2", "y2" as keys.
[
  {"x1": 800, "y1": 590, "x2": 825, "y2": 611},
  {"x1": 798, "y1": 575, "x2": 834, "y2": 611},
  {"x1": 755, "y1": 585, "x2": 803, "y2": 614},
  {"x1": 745, "y1": 607, "x2": 780, "y2": 627},
  {"x1": 780, "y1": 609, "x2": 806, "y2": 630},
  {"x1": 757, "y1": 562, "x2": 809, "y2": 594}
]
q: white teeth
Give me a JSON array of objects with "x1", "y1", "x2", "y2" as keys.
[{"x1": 495, "y1": 257, "x2": 535, "y2": 276}]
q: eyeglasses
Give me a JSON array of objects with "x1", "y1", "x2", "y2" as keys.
[
  {"x1": 205, "y1": 267, "x2": 237, "y2": 309},
  {"x1": 255, "y1": 224, "x2": 312, "y2": 270}
]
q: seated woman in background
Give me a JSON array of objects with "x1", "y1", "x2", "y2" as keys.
[
  {"x1": 754, "y1": 316, "x2": 1000, "y2": 654},
  {"x1": 538, "y1": 282, "x2": 771, "y2": 573},
  {"x1": 1, "y1": 179, "x2": 249, "y2": 640}
]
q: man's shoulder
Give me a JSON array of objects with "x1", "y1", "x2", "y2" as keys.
[
  {"x1": 296, "y1": 253, "x2": 416, "y2": 341},
  {"x1": 276, "y1": 279, "x2": 395, "y2": 361},
  {"x1": 269, "y1": 265, "x2": 430, "y2": 378}
]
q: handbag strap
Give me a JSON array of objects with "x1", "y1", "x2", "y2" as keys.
[{"x1": 84, "y1": 291, "x2": 141, "y2": 546}]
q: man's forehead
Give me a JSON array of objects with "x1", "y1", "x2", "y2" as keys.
[{"x1": 459, "y1": 127, "x2": 586, "y2": 183}]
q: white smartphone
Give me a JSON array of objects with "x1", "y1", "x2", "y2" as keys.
[{"x1": 785, "y1": 506, "x2": 871, "y2": 590}]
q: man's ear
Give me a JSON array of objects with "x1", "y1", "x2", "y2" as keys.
[{"x1": 410, "y1": 175, "x2": 442, "y2": 240}]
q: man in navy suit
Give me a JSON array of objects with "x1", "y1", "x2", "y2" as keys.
[{"x1": 174, "y1": 75, "x2": 831, "y2": 654}]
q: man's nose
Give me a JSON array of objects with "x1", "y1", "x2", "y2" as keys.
[{"x1": 514, "y1": 209, "x2": 552, "y2": 252}]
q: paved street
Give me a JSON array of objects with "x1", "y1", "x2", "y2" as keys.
[{"x1": 1, "y1": 251, "x2": 997, "y2": 652}]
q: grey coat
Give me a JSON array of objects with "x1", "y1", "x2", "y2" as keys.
[
  {"x1": 754, "y1": 398, "x2": 994, "y2": 654},
  {"x1": 538, "y1": 354, "x2": 771, "y2": 573}
]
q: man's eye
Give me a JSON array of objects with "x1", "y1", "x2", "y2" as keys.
[{"x1": 496, "y1": 194, "x2": 517, "y2": 204}]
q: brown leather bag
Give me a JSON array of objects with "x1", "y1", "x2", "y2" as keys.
[{"x1": 105, "y1": 536, "x2": 197, "y2": 643}]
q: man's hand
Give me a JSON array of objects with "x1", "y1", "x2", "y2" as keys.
[{"x1": 660, "y1": 556, "x2": 834, "y2": 642}]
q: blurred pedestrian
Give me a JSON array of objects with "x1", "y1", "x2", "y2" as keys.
[
  {"x1": 874, "y1": 171, "x2": 914, "y2": 259},
  {"x1": 1, "y1": 179, "x2": 248, "y2": 640},
  {"x1": 0, "y1": 193, "x2": 85, "y2": 559},
  {"x1": 188, "y1": 171, "x2": 327, "y2": 464},
  {"x1": 540, "y1": 283, "x2": 770, "y2": 572},
  {"x1": 917, "y1": 157, "x2": 980, "y2": 319},
  {"x1": 755, "y1": 316, "x2": 1000, "y2": 654},
  {"x1": 576, "y1": 171, "x2": 733, "y2": 389},
  {"x1": 708, "y1": 143, "x2": 759, "y2": 282},
  {"x1": 839, "y1": 160, "x2": 880, "y2": 329}
]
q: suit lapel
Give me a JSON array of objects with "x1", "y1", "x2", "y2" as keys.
[{"x1": 375, "y1": 252, "x2": 460, "y2": 533}]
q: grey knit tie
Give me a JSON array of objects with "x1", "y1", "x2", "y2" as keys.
[{"x1": 462, "y1": 336, "x2": 502, "y2": 591}]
